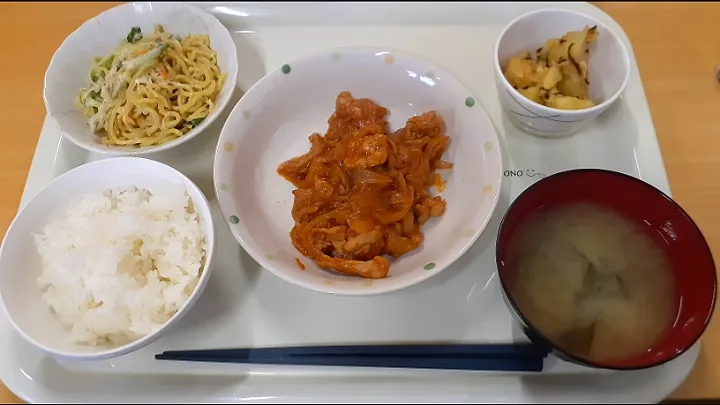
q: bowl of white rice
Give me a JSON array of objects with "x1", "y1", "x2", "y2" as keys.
[{"x1": 0, "y1": 157, "x2": 216, "y2": 360}]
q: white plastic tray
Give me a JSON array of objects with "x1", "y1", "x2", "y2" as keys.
[{"x1": 0, "y1": 2, "x2": 698, "y2": 403}]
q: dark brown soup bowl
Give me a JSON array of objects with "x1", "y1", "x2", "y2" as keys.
[{"x1": 496, "y1": 169, "x2": 716, "y2": 370}]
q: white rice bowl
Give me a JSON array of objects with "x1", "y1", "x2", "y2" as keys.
[
  {"x1": 35, "y1": 185, "x2": 207, "y2": 347},
  {"x1": 0, "y1": 157, "x2": 215, "y2": 360}
]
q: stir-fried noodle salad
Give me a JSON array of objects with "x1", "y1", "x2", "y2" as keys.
[{"x1": 76, "y1": 25, "x2": 226, "y2": 147}]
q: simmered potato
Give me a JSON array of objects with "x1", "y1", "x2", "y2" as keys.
[
  {"x1": 558, "y1": 62, "x2": 588, "y2": 99},
  {"x1": 503, "y1": 25, "x2": 599, "y2": 111},
  {"x1": 518, "y1": 86, "x2": 542, "y2": 104},
  {"x1": 546, "y1": 94, "x2": 595, "y2": 110},
  {"x1": 537, "y1": 65, "x2": 563, "y2": 90},
  {"x1": 504, "y1": 51, "x2": 538, "y2": 88}
]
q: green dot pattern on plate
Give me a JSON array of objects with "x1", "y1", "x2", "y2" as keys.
[
  {"x1": 219, "y1": 183, "x2": 229, "y2": 191},
  {"x1": 423, "y1": 263, "x2": 436, "y2": 271},
  {"x1": 332, "y1": 52, "x2": 341, "y2": 61},
  {"x1": 243, "y1": 110, "x2": 251, "y2": 119},
  {"x1": 281, "y1": 64, "x2": 291, "y2": 74},
  {"x1": 229, "y1": 215, "x2": 239, "y2": 224},
  {"x1": 483, "y1": 141, "x2": 493, "y2": 152},
  {"x1": 465, "y1": 97, "x2": 476, "y2": 107},
  {"x1": 425, "y1": 71, "x2": 435, "y2": 78}
]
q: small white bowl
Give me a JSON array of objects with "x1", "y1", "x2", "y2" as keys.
[
  {"x1": 0, "y1": 157, "x2": 216, "y2": 360},
  {"x1": 214, "y1": 46, "x2": 503, "y2": 296},
  {"x1": 43, "y1": 2, "x2": 238, "y2": 155},
  {"x1": 493, "y1": 8, "x2": 631, "y2": 137}
]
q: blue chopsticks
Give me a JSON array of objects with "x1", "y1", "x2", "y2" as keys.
[{"x1": 155, "y1": 343, "x2": 548, "y2": 372}]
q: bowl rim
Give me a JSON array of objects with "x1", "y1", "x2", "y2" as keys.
[
  {"x1": 42, "y1": 1, "x2": 239, "y2": 156},
  {"x1": 213, "y1": 44, "x2": 504, "y2": 296},
  {"x1": 493, "y1": 8, "x2": 632, "y2": 116},
  {"x1": 0, "y1": 157, "x2": 217, "y2": 360},
  {"x1": 495, "y1": 168, "x2": 718, "y2": 371}
]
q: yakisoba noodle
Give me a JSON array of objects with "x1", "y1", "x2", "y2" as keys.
[{"x1": 76, "y1": 25, "x2": 226, "y2": 147}]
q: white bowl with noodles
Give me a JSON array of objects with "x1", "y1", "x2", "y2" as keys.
[
  {"x1": 214, "y1": 46, "x2": 503, "y2": 296},
  {"x1": 43, "y1": 2, "x2": 238, "y2": 155},
  {"x1": 0, "y1": 157, "x2": 216, "y2": 360}
]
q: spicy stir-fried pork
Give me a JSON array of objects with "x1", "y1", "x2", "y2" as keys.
[{"x1": 277, "y1": 91, "x2": 453, "y2": 279}]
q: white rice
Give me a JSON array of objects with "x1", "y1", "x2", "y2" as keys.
[{"x1": 34, "y1": 185, "x2": 207, "y2": 347}]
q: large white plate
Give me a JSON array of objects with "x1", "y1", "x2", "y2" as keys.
[
  {"x1": 0, "y1": 2, "x2": 697, "y2": 403},
  {"x1": 214, "y1": 46, "x2": 502, "y2": 295}
]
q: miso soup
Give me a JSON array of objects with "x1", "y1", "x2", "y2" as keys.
[{"x1": 506, "y1": 202, "x2": 677, "y2": 363}]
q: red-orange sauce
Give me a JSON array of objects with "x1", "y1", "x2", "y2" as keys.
[
  {"x1": 433, "y1": 173, "x2": 447, "y2": 193},
  {"x1": 277, "y1": 91, "x2": 454, "y2": 279}
]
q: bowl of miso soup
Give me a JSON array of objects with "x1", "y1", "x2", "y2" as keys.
[{"x1": 496, "y1": 168, "x2": 717, "y2": 370}]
